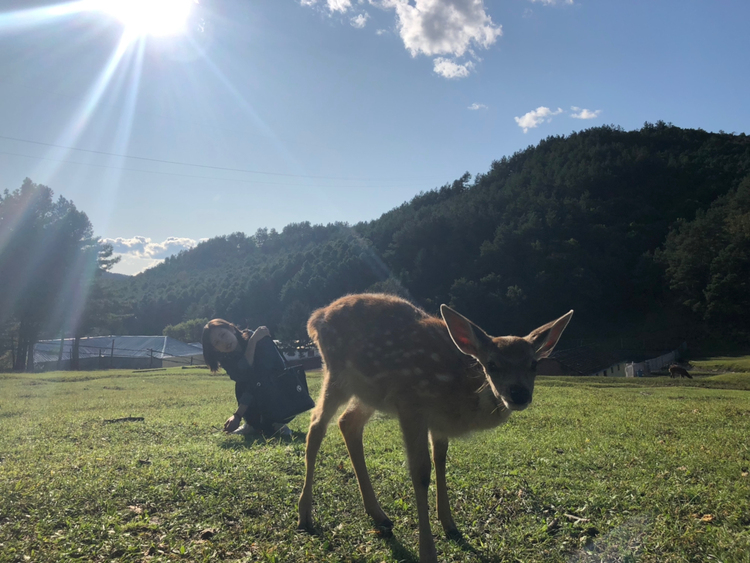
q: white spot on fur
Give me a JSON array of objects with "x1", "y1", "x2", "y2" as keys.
[
  {"x1": 401, "y1": 369, "x2": 412, "y2": 376},
  {"x1": 436, "y1": 373, "x2": 453, "y2": 382},
  {"x1": 431, "y1": 353, "x2": 441, "y2": 362}
]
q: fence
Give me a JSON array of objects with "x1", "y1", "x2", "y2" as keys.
[
  {"x1": 33, "y1": 337, "x2": 205, "y2": 372},
  {"x1": 624, "y1": 344, "x2": 685, "y2": 378}
]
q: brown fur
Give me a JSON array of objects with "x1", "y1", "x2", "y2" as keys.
[
  {"x1": 669, "y1": 364, "x2": 692, "y2": 379},
  {"x1": 297, "y1": 293, "x2": 573, "y2": 562}
]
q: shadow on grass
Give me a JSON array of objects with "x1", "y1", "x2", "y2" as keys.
[
  {"x1": 383, "y1": 534, "x2": 419, "y2": 563},
  {"x1": 379, "y1": 529, "x2": 495, "y2": 563},
  {"x1": 297, "y1": 521, "x2": 421, "y2": 563},
  {"x1": 217, "y1": 429, "x2": 307, "y2": 449},
  {"x1": 297, "y1": 522, "x2": 495, "y2": 563}
]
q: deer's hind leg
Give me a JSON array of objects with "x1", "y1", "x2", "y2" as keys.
[
  {"x1": 339, "y1": 399, "x2": 392, "y2": 530},
  {"x1": 398, "y1": 407, "x2": 437, "y2": 563},
  {"x1": 298, "y1": 369, "x2": 351, "y2": 532}
]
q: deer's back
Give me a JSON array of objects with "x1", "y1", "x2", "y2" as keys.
[
  {"x1": 308, "y1": 294, "x2": 504, "y2": 434},
  {"x1": 308, "y1": 293, "x2": 454, "y2": 369}
]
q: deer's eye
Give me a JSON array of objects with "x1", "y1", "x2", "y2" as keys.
[
  {"x1": 487, "y1": 361, "x2": 498, "y2": 371},
  {"x1": 530, "y1": 360, "x2": 538, "y2": 371}
]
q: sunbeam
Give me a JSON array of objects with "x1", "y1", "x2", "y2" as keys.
[
  {"x1": 0, "y1": 1, "x2": 90, "y2": 33},
  {"x1": 1, "y1": 0, "x2": 200, "y2": 190},
  {"x1": 30, "y1": 29, "x2": 135, "y2": 185},
  {"x1": 190, "y1": 41, "x2": 326, "y2": 200},
  {"x1": 44, "y1": 236, "x2": 101, "y2": 338},
  {"x1": 91, "y1": 36, "x2": 146, "y2": 234}
]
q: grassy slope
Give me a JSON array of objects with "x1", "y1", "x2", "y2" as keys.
[
  {"x1": 691, "y1": 357, "x2": 750, "y2": 374},
  {"x1": 0, "y1": 368, "x2": 749, "y2": 563}
]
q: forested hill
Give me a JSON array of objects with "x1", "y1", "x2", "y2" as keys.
[{"x1": 107, "y1": 123, "x2": 750, "y2": 347}]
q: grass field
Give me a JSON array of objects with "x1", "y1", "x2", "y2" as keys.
[{"x1": 1, "y1": 365, "x2": 749, "y2": 563}]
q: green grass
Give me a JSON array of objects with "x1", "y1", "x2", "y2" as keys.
[
  {"x1": 1, "y1": 368, "x2": 749, "y2": 562},
  {"x1": 691, "y1": 356, "x2": 750, "y2": 374}
]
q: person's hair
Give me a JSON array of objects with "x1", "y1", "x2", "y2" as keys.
[{"x1": 202, "y1": 319, "x2": 250, "y2": 374}]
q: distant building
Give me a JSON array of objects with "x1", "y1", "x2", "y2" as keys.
[
  {"x1": 277, "y1": 342, "x2": 322, "y2": 370},
  {"x1": 538, "y1": 343, "x2": 686, "y2": 377},
  {"x1": 537, "y1": 346, "x2": 627, "y2": 377}
]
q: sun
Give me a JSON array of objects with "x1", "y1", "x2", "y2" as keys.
[{"x1": 98, "y1": 0, "x2": 196, "y2": 37}]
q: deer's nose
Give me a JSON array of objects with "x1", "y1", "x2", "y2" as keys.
[{"x1": 508, "y1": 385, "x2": 531, "y2": 406}]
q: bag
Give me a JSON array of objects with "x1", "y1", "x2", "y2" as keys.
[{"x1": 262, "y1": 364, "x2": 316, "y2": 423}]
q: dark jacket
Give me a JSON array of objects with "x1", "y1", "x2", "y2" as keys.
[{"x1": 220, "y1": 334, "x2": 287, "y2": 426}]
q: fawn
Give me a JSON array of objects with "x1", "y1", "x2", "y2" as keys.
[
  {"x1": 297, "y1": 293, "x2": 573, "y2": 562},
  {"x1": 669, "y1": 364, "x2": 692, "y2": 379}
]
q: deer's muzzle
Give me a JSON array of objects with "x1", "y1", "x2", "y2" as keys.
[{"x1": 501, "y1": 384, "x2": 533, "y2": 411}]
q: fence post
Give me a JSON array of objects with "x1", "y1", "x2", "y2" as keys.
[
  {"x1": 149, "y1": 349, "x2": 153, "y2": 368},
  {"x1": 99, "y1": 349, "x2": 102, "y2": 369},
  {"x1": 111, "y1": 339, "x2": 115, "y2": 369},
  {"x1": 57, "y1": 334, "x2": 64, "y2": 370},
  {"x1": 27, "y1": 341, "x2": 34, "y2": 372}
]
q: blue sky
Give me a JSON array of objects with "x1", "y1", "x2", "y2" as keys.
[{"x1": 1, "y1": 0, "x2": 748, "y2": 275}]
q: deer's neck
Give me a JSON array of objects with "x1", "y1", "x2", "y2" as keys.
[{"x1": 424, "y1": 354, "x2": 511, "y2": 438}]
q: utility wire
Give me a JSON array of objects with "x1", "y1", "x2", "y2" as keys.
[
  {"x1": 0, "y1": 134, "x2": 425, "y2": 183},
  {"x1": 0, "y1": 150, "x2": 431, "y2": 190}
]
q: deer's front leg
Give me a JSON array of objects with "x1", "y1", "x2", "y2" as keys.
[
  {"x1": 398, "y1": 409, "x2": 437, "y2": 563},
  {"x1": 430, "y1": 434, "x2": 460, "y2": 540}
]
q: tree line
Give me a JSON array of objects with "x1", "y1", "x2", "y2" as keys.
[
  {"x1": 0, "y1": 179, "x2": 117, "y2": 370},
  {"x1": 2, "y1": 123, "x2": 749, "y2": 370}
]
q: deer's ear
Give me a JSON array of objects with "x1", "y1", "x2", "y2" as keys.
[
  {"x1": 441, "y1": 304, "x2": 491, "y2": 358},
  {"x1": 527, "y1": 310, "x2": 574, "y2": 360}
]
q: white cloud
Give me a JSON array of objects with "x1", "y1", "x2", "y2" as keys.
[
  {"x1": 571, "y1": 106, "x2": 602, "y2": 119},
  {"x1": 303, "y1": 0, "x2": 501, "y2": 79},
  {"x1": 468, "y1": 102, "x2": 487, "y2": 110},
  {"x1": 376, "y1": 28, "x2": 388, "y2": 35},
  {"x1": 433, "y1": 57, "x2": 474, "y2": 78},
  {"x1": 103, "y1": 236, "x2": 202, "y2": 275},
  {"x1": 350, "y1": 13, "x2": 370, "y2": 28},
  {"x1": 299, "y1": 0, "x2": 352, "y2": 11},
  {"x1": 328, "y1": 0, "x2": 353, "y2": 12},
  {"x1": 528, "y1": 0, "x2": 573, "y2": 5},
  {"x1": 514, "y1": 106, "x2": 563, "y2": 133},
  {"x1": 380, "y1": 0, "x2": 502, "y2": 58}
]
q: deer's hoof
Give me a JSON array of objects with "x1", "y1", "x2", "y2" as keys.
[
  {"x1": 374, "y1": 527, "x2": 393, "y2": 538},
  {"x1": 297, "y1": 514, "x2": 316, "y2": 535},
  {"x1": 372, "y1": 516, "x2": 393, "y2": 537},
  {"x1": 446, "y1": 528, "x2": 463, "y2": 542},
  {"x1": 297, "y1": 523, "x2": 317, "y2": 536}
]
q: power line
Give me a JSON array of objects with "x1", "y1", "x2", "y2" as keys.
[
  {"x1": 0, "y1": 150, "x2": 432, "y2": 191},
  {"x1": 0, "y1": 134, "x2": 424, "y2": 183}
]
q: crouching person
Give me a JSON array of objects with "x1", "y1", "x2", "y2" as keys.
[{"x1": 202, "y1": 319, "x2": 293, "y2": 437}]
